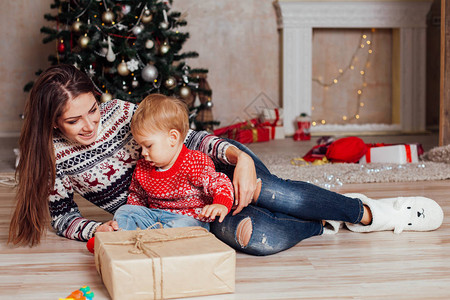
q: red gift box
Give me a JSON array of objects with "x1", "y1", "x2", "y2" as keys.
[
  {"x1": 359, "y1": 143, "x2": 423, "y2": 164},
  {"x1": 213, "y1": 119, "x2": 259, "y2": 137},
  {"x1": 228, "y1": 126, "x2": 270, "y2": 143},
  {"x1": 259, "y1": 122, "x2": 285, "y2": 140}
]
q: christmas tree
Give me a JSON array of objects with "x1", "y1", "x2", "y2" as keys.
[{"x1": 25, "y1": 0, "x2": 217, "y2": 130}]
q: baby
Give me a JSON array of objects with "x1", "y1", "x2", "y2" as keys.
[{"x1": 114, "y1": 94, "x2": 234, "y2": 231}]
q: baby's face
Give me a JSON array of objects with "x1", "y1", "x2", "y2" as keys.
[{"x1": 134, "y1": 129, "x2": 180, "y2": 169}]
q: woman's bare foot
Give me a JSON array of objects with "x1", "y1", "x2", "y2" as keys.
[{"x1": 360, "y1": 205, "x2": 373, "y2": 225}]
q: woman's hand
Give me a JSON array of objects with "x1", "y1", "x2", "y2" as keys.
[
  {"x1": 96, "y1": 220, "x2": 119, "y2": 232},
  {"x1": 226, "y1": 147, "x2": 257, "y2": 215}
]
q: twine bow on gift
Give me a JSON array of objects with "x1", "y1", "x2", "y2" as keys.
[
  {"x1": 128, "y1": 222, "x2": 163, "y2": 254},
  {"x1": 129, "y1": 231, "x2": 154, "y2": 255}
]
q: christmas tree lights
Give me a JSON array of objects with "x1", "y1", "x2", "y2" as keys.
[{"x1": 25, "y1": 0, "x2": 217, "y2": 130}]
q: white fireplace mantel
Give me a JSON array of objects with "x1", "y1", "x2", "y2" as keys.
[{"x1": 274, "y1": 0, "x2": 433, "y2": 135}]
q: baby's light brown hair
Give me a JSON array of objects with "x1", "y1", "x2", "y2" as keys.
[{"x1": 131, "y1": 94, "x2": 189, "y2": 140}]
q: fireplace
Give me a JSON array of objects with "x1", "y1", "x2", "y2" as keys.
[{"x1": 274, "y1": 0, "x2": 433, "y2": 135}]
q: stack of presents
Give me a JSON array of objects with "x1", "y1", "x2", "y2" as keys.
[{"x1": 213, "y1": 108, "x2": 286, "y2": 143}]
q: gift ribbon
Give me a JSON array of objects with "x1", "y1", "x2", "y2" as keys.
[
  {"x1": 101, "y1": 227, "x2": 211, "y2": 300},
  {"x1": 365, "y1": 147, "x2": 371, "y2": 163},
  {"x1": 269, "y1": 126, "x2": 275, "y2": 140},
  {"x1": 273, "y1": 108, "x2": 280, "y2": 126},
  {"x1": 252, "y1": 128, "x2": 258, "y2": 142},
  {"x1": 130, "y1": 231, "x2": 163, "y2": 300},
  {"x1": 259, "y1": 121, "x2": 278, "y2": 140},
  {"x1": 405, "y1": 144, "x2": 412, "y2": 163},
  {"x1": 269, "y1": 109, "x2": 280, "y2": 139}
]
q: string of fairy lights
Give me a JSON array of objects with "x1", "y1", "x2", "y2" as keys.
[{"x1": 311, "y1": 29, "x2": 375, "y2": 127}]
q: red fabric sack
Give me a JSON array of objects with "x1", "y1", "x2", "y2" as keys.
[{"x1": 325, "y1": 137, "x2": 368, "y2": 163}]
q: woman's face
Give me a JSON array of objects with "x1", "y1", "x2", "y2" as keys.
[{"x1": 56, "y1": 93, "x2": 101, "y2": 145}]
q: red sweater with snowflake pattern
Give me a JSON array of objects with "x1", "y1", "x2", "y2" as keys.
[{"x1": 127, "y1": 145, "x2": 234, "y2": 222}]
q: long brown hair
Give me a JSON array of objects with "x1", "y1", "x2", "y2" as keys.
[{"x1": 8, "y1": 64, "x2": 95, "y2": 246}]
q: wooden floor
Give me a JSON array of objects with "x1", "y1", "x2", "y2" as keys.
[{"x1": 1, "y1": 136, "x2": 449, "y2": 299}]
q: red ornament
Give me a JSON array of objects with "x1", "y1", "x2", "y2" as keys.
[
  {"x1": 58, "y1": 41, "x2": 65, "y2": 53},
  {"x1": 86, "y1": 236, "x2": 95, "y2": 254}
]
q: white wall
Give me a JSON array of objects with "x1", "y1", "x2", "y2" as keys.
[{"x1": 0, "y1": 0, "x2": 54, "y2": 136}]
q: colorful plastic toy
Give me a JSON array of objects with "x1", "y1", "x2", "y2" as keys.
[{"x1": 59, "y1": 285, "x2": 94, "y2": 300}]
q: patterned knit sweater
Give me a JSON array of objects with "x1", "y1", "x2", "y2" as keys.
[
  {"x1": 50, "y1": 99, "x2": 232, "y2": 241},
  {"x1": 127, "y1": 145, "x2": 234, "y2": 221}
]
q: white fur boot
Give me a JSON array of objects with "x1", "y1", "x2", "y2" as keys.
[
  {"x1": 322, "y1": 220, "x2": 343, "y2": 235},
  {"x1": 344, "y1": 193, "x2": 444, "y2": 234}
]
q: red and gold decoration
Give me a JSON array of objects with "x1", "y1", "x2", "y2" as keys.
[{"x1": 57, "y1": 39, "x2": 65, "y2": 53}]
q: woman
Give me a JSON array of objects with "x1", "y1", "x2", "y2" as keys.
[{"x1": 9, "y1": 64, "x2": 444, "y2": 255}]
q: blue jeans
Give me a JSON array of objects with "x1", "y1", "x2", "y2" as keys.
[
  {"x1": 211, "y1": 139, "x2": 364, "y2": 256},
  {"x1": 114, "y1": 205, "x2": 210, "y2": 231}
]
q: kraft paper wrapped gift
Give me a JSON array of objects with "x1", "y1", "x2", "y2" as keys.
[
  {"x1": 94, "y1": 227, "x2": 236, "y2": 300},
  {"x1": 359, "y1": 144, "x2": 419, "y2": 164}
]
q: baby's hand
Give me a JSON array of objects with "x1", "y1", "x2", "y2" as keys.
[{"x1": 200, "y1": 204, "x2": 228, "y2": 223}]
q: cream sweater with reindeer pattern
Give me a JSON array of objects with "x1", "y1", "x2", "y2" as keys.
[{"x1": 50, "y1": 99, "x2": 231, "y2": 241}]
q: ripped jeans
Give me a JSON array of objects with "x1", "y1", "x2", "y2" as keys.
[{"x1": 210, "y1": 139, "x2": 364, "y2": 256}]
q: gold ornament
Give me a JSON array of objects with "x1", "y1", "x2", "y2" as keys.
[
  {"x1": 72, "y1": 19, "x2": 82, "y2": 33},
  {"x1": 78, "y1": 34, "x2": 90, "y2": 48},
  {"x1": 117, "y1": 60, "x2": 130, "y2": 76},
  {"x1": 101, "y1": 92, "x2": 113, "y2": 103},
  {"x1": 141, "y1": 10, "x2": 153, "y2": 23},
  {"x1": 102, "y1": 10, "x2": 115, "y2": 23},
  {"x1": 164, "y1": 76, "x2": 177, "y2": 89},
  {"x1": 179, "y1": 85, "x2": 191, "y2": 99}
]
